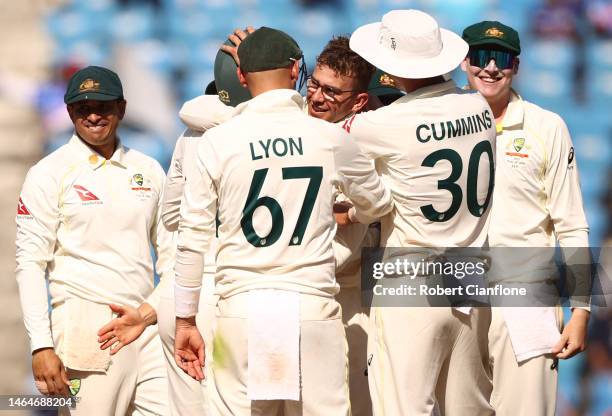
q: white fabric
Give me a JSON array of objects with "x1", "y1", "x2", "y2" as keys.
[
  {"x1": 175, "y1": 89, "x2": 393, "y2": 300},
  {"x1": 247, "y1": 290, "x2": 300, "y2": 400},
  {"x1": 345, "y1": 80, "x2": 496, "y2": 249},
  {"x1": 489, "y1": 91, "x2": 589, "y2": 249},
  {"x1": 174, "y1": 282, "x2": 202, "y2": 318},
  {"x1": 350, "y1": 10, "x2": 468, "y2": 78},
  {"x1": 60, "y1": 298, "x2": 111, "y2": 372},
  {"x1": 15, "y1": 134, "x2": 174, "y2": 352},
  {"x1": 500, "y1": 307, "x2": 560, "y2": 362},
  {"x1": 488, "y1": 91, "x2": 590, "y2": 360}
]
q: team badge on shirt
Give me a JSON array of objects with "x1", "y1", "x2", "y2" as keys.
[
  {"x1": 68, "y1": 378, "x2": 81, "y2": 396},
  {"x1": 504, "y1": 136, "x2": 530, "y2": 168},
  {"x1": 513, "y1": 137, "x2": 525, "y2": 152},
  {"x1": 130, "y1": 173, "x2": 152, "y2": 200}
]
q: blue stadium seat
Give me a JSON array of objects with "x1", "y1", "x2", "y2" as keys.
[
  {"x1": 515, "y1": 68, "x2": 572, "y2": 110},
  {"x1": 180, "y1": 67, "x2": 216, "y2": 103},
  {"x1": 110, "y1": 6, "x2": 158, "y2": 42},
  {"x1": 587, "y1": 39, "x2": 612, "y2": 69},
  {"x1": 51, "y1": 40, "x2": 111, "y2": 67},
  {"x1": 47, "y1": 8, "x2": 98, "y2": 43}
]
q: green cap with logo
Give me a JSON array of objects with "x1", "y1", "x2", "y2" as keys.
[
  {"x1": 214, "y1": 40, "x2": 252, "y2": 106},
  {"x1": 462, "y1": 21, "x2": 521, "y2": 55},
  {"x1": 368, "y1": 69, "x2": 402, "y2": 97},
  {"x1": 237, "y1": 27, "x2": 303, "y2": 73},
  {"x1": 64, "y1": 65, "x2": 124, "y2": 104}
]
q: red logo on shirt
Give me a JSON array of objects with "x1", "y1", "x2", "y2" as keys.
[
  {"x1": 74, "y1": 185, "x2": 100, "y2": 201},
  {"x1": 342, "y1": 115, "x2": 356, "y2": 133},
  {"x1": 17, "y1": 197, "x2": 31, "y2": 215}
]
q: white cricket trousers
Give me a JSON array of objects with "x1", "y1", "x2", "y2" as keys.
[
  {"x1": 368, "y1": 306, "x2": 494, "y2": 416},
  {"x1": 210, "y1": 291, "x2": 350, "y2": 416},
  {"x1": 157, "y1": 274, "x2": 217, "y2": 416},
  {"x1": 488, "y1": 307, "x2": 560, "y2": 416},
  {"x1": 336, "y1": 285, "x2": 371, "y2": 416},
  {"x1": 52, "y1": 301, "x2": 168, "y2": 415}
]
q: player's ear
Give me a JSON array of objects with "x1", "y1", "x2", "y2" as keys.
[
  {"x1": 351, "y1": 92, "x2": 369, "y2": 113},
  {"x1": 513, "y1": 57, "x2": 520, "y2": 75},
  {"x1": 66, "y1": 104, "x2": 76, "y2": 122},
  {"x1": 237, "y1": 68, "x2": 248, "y2": 88},
  {"x1": 117, "y1": 99, "x2": 127, "y2": 120},
  {"x1": 460, "y1": 58, "x2": 469, "y2": 72},
  {"x1": 289, "y1": 60, "x2": 300, "y2": 82}
]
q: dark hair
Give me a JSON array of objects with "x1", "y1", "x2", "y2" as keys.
[{"x1": 316, "y1": 36, "x2": 375, "y2": 92}]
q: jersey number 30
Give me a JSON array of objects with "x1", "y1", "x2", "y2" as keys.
[
  {"x1": 241, "y1": 166, "x2": 322, "y2": 247},
  {"x1": 420, "y1": 140, "x2": 494, "y2": 222}
]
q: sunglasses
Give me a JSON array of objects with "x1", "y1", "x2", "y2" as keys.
[{"x1": 468, "y1": 49, "x2": 516, "y2": 70}]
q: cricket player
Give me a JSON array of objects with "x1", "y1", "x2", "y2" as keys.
[
  {"x1": 345, "y1": 10, "x2": 497, "y2": 415},
  {"x1": 172, "y1": 27, "x2": 393, "y2": 416},
  {"x1": 179, "y1": 33, "x2": 391, "y2": 416},
  {"x1": 15, "y1": 66, "x2": 172, "y2": 415},
  {"x1": 156, "y1": 49, "x2": 252, "y2": 416},
  {"x1": 461, "y1": 21, "x2": 590, "y2": 415}
]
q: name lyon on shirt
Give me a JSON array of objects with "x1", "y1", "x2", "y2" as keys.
[
  {"x1": 250, "y1": 137, "x2": 304, "y2": 161},
  {"x1": 416, "y1": 110, "x2": 493, "y2": 143}
]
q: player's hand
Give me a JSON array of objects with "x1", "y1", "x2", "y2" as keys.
[
  {"x1": 221, "y1": 26, "x2": 255, "y2": 66},
  {"x1": 97, "y1": 304, "x2": 147, "y2": 355},
  {"x1": 334, "y1": 201, "x2": 353, "y2": 226},
  {"x1": 551, "y1": 308, "x2": 589, "y2": 359},
  {"x1": 175, "y1": 317, "x2": 205, "y2": 381},
  {"x1": 31, "y1": 348, "x2": 70, "y2": 396}
]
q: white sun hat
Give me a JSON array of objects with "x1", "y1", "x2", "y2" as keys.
[{"x1": 350, "y1": 10, "x2": 468, "y2": 79}]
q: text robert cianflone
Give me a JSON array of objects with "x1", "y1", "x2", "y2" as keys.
[{"x1": 371, "y1": 258, "x2": 487, "y2": 280}]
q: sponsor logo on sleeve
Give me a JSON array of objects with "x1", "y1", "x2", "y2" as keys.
[
  {"x1": 17, "y1": 197, "x2": 32, "y2": 217},
  {"x1": 568, "y1": 147, "x2": 575, "y2": 164}
]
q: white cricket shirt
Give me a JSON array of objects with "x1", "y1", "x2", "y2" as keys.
[
  {"x1": 16, "y1": 134, "x2": 174, "y2": 352},
  {"x1": 489, "y1": 91, "x2": 588, "y2": 248},
  {"x1": 175, "y1": 89, "x2": 393, "y2": 308},
  {"x1": 345, "y1": 80, "x2": 497, "y2": 248}
]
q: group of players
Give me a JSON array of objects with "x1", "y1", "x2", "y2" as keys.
[{"x1": 15, "y1": 8, "x2": 590, "y2": 416}]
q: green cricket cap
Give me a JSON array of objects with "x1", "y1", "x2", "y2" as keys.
[
  {"x1": 462, "y1": 21, "x2": 521, "y2": 55},
  {"x1": 64, "y1": 66, "x2": 124, "y2": 104},
  {"x1": 368, "y1": 69, "x2": 402, "y2": 97},
  {"x1": 214, "y1": 40, "x2": 252, "y2": 106},
  {"x1": 237, "y1": 27, "x2": 302, "y2": 73}
]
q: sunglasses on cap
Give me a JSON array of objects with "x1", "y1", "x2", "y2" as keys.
[{"x1": 468, "y1": 49, "x2": 516, "y2": 70}]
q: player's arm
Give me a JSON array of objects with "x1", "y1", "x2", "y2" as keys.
[
  {"x1": 544, "y1": 115, "x2": 591, "y2": 358},
  {"x1": 174, "y1": 137, "x2": 219, "y2": 381},
  {"x1": 16, "y1": 165, "x2": 70, "y2": 396},
  {"x1": 332, "y1": 126, "x2": 394, "y2": 224},
  {"x1": 161, "y1": 133, "x2": 187, "y2": 231},
  {"x1": 179, "y1": 94, "x2": 248, "y2": 132},
  {"x1": 98, "y1": 162, "x2": 176, "y2": 354}
]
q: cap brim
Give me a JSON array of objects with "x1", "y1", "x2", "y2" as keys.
[
  {"x1": 467, "y1": 39, "x2": 520, "y2": 54},
  {"x1": 350, "y1": 22, "x2": 469, "y2": 79},
  {"x1": 65, "y1": 92, "x2": 122, "y2": 104}
]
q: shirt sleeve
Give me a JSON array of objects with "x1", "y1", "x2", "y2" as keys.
[
  {"x1": 179, "y1": 95, "x2": 248, "y2": 132},
  {"x1": 174, "y1": 135, "x2": 218, "y2": 316},
  {"x1": 544, "y1": 115, "x2": 589, "y2": 248},
  {"x1": 15, "y1": 165, "x2": 58, "y2": 352},
  {"x1": 331, "y1": 126, "x2": 394, "y2": 224},
  {"x1": 146, "y1": 163, "x2": 176, "y2": 312},
  {"x1": 544, "y1": 115, "x2": 591, "y2": 309},
  {"x1": 162, "y1": 134, "x2": 187, "y2": 231}
]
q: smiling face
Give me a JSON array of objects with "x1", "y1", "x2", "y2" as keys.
[
  {"x1": 462, "y1": 51, "x2": 519, "y2": 104},
  {"x1": 307, "y1": 64, "x2": 363, "y2": 122},
  {"x1": 67, "y1": 99, "x2": 126, "y2": 158}
]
